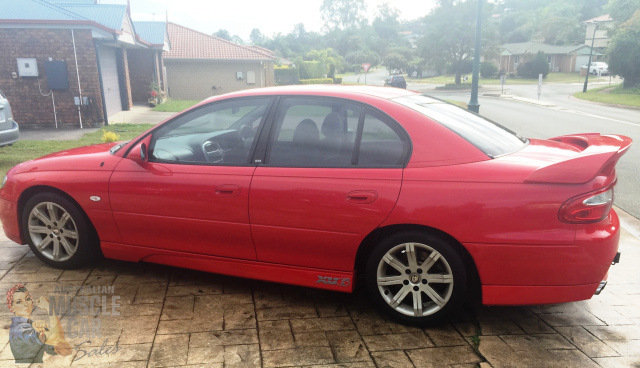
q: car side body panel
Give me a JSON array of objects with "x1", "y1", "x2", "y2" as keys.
[{"x1": 249, "y1": 167, "x2": 402, "y2": 271}]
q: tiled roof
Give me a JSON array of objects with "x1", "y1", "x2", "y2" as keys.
[
  {"x1": 501, "y1": 41, "x2": 600, "y2": 56},
  {"x1": 133, "y1": 21, "x2": 167, "y2": 45},
  {"x1": 3, "y1": 0, "x2": 89, "y2": 21},
  {"x1": 58, "y1": 4, "x2": 127, "y2": 30},
  {"x1": 164, "y1": 23, "x2": 275, "y2": 60}
]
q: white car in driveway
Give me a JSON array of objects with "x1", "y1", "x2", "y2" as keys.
[
  {"x1": 0, "y1": 89, "x2": 20, "y2": 147},
  {"x1": 582, "y1": 62, "x2": 609, "y2": 76}
]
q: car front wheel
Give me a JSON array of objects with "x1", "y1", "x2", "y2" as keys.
[
  {"x1": 365, "y1": 232, "x2": 467, "y2": 326},
  {"x1": 22, "y1": 192, "x2": 100, "y2": 269}
]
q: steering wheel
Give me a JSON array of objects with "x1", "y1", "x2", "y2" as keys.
[{"x1": 202, "y1": 140, "x2": 224, "y2": 163}]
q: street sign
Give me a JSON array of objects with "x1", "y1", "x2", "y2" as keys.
[{"x1": 362, "y1": 63, "x2": 371, "y2": 72}]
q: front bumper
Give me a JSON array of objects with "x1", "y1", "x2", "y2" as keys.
[
  {"x1": 0, "y1": 120, "x2": 19, "y2": 147},
  {"x1": 0, "y1": 197, "x2": 22, "y2": 244}
]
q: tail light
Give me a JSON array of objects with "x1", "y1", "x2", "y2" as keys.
[{"x1": 559, "y1": 186, "x2": 614, "y2": 224}]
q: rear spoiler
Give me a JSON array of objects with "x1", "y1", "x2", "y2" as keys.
[{"x1": 525, "y1": 133, "x2": 633, "y2": 184}]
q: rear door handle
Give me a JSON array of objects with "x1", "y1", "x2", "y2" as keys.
[
  {"x1": 346, "y1": 191, "x2": 378, "y2": 204},
  {"x1": 216, "y1": 184, "x2": 242, "y2": 197}
]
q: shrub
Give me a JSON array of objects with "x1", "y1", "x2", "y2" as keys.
[
  {"x1": 333, "y1": 77, "x2": 342, "y2": 84},
  {"x1": 480, "y1": 62, "x2": 498, "y2": 78},
  {"x1": 101, "y1": 129, "x2": 120, "y2": 143},
  {"x1": 299, "y1": 78, "x2": 334, "y2": 84},
  {"x1": 274, "y1": 66, "x2": 299, "y2": 85},
  {"x1": 298, "y1": 61, "x2": 325, "y2": 79},
  {"x1": 328, "y1": 63, "x2": 336, "y2": 79},
  {"x1": 516, "y1": 51, "x2": 549, "y2": 79}
]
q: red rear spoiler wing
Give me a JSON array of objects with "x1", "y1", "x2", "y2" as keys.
[{"x1": 525, "y1": 133, "x2": 633, "y2": 184}]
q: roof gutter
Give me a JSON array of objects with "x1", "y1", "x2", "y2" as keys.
[
  {"x1": 163, "y1": 58, "x2": 276, "y2": 62},
  {"x1": 0, "y1": 19, "x2": 121, "y2": 35}
]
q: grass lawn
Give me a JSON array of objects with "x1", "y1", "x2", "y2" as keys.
[
  {"x1": 412, "y1": 72, "x2": 604, "y2": 85},
  {"x1": 574, "y1": 85, "x2": 640, "y2": 107},
  {"x1": 152, "y1": 99, "x2": 201, "y2": 112},
  {"x1": 0, "y1": 124, "x2": 154, "y2": 179}
]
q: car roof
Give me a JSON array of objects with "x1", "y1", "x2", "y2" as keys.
[{"x1": 202, "y1": 85, "x2": 417, "y2": 104}]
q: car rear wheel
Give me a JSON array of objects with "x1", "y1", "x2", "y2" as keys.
[
  {"x1": 365, "y1": 231, "x2": 467, "y2": 325},
  {"x1": 22, "y1": 192, "x2": 100, "y2": 269}
]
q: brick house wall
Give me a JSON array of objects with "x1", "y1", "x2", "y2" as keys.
[
  {"x1": 0, "y1": 28, "x2": 104, "y2": 129},
  {"x1": 165, "y1": 60, "x2": 275, "y2": 100}
]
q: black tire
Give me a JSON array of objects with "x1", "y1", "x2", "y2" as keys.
[
  {"x1": 21, "y1": 192, "x2": 100, "y2": 269},
  {"x1": 365, "y1": 231, "x2": 467, "y2": 326}
]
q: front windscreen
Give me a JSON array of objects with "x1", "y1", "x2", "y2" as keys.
[{"x1": 394, "y1": 95, "x2": 528, "y2": 158}]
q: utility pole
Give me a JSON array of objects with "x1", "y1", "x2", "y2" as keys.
[
  {"x1": 468, "y1": 0, "x2": 483, "y2": 113},
  {"x1": 583, "y1": 22, "x2": 598, "y2": 93}
]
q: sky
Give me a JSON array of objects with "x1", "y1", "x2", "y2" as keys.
[{"x1": 121, "y1": 0, "x2": 438, "y2": 41}]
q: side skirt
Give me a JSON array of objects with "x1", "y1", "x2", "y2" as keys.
[{"x1": 101, "y1": 242, "x2": 355, "y2": 292}]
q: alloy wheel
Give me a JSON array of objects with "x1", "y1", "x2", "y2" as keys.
[
  {"x1": 376, "y1": 242, "x2": 454, "y2": 317},
  {"x1": 27, "y1": 202, "x2": 79, "y2": 262}
]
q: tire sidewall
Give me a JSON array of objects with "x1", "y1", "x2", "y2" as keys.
[
  {"x1": 365, "y1": 231, "x2": 467, "y2": 326},
  {"x1": 21, "y1": 192, "x2": 97, "y2": 269}
]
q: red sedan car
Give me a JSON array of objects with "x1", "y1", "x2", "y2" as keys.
[{"x1": 0, "y1": 86, "x2": 632, "y2": 325}]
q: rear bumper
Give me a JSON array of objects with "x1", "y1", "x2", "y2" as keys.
[
  {"x1": 0, "y1": 120, "x2": 19, "y2": 147},
  {"x1": 466, "y1": 210, "x2": 620, "y2": 305}
]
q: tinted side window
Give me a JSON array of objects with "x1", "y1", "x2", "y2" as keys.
[
  {"x1": 357, "y1": 110, "x2": 408, "y2": 167},
  {"x1": 150, "y1": 98, "x2": 271, "y2": 165},
  {"x1": 267, "y1": 97, "x2": 361, "y2": 167}
]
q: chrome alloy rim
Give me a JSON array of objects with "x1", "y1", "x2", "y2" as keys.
[
  {"x1": 377, "y1": 242, "x2": 454, "y2": 317},
  {"x1": 27, "y1": 202, "x2": 79, "y2": 262}
]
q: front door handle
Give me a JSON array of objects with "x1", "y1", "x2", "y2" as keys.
[
  {"x1": 216, "y1": 184, "x2": 242, "y2": 197},
  {"x1": 346, "y1": 191, "x2": 378, "y2": 204}
]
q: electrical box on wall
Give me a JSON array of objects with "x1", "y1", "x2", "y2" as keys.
[
  {"x1": 44, "y1": 60, "x2": 70, "y2": 90},
  {"x1": 17, "y1": 58, "x2": 38, "y2": 77},
  {"x1": 236, "y1": 71, "x2": 244, "y2": 80}
]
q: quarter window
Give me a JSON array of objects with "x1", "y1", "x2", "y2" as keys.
[{"x1": 357, "y1": 110, "x2": 409, "y2": 167}]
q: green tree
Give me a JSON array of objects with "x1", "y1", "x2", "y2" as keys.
[
  {"x1": 606, "y1": 0, "x2": 640, "y2": 24},
  {"x1": 384, "y1": 53, "x2": 409, "y2": 72},
  {"x1": 249, "y1": 28, "x2": 265, "y2": 46},
  {"x1": 212, "y1": 29, "x2": 231, "y2": 41},
  {"x1": 606, "y1": 11, "x2": 640, "y2": 88},
  {"x1": 419, "y1": 0, "x2": 491, "y2": 84},
  {"x1": 321, "y1": 0, "x2": 367, "y2": 31},
  {"x1": 307, "y1": 48, "x2": 345, "y2": 74}
]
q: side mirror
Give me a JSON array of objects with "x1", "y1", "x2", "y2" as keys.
[
  {"x1": 128, "y1": 135, "x2": 152, "y2": 164},
  {"x1": 140, "y1": 143, "x2": 147, "y2": 162}
]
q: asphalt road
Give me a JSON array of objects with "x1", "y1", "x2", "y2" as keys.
[{"x1": 418, "y1": 83, "x2": 640, "y2": 219}]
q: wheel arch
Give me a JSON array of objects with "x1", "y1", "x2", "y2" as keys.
[
  {"x1": 354, "y1": 224, "x2": 482, "y2": 301},
  {"x1": 17, "y1": 185, "x2": 98, "y2": 240}
]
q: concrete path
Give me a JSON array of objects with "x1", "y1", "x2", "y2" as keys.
[{"x1": 109, "y1": 104, "x2": 177, "y2": 125}]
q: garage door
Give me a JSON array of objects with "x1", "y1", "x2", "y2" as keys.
[
  {"x1": 98, "y1": 45, "x2": 123, "y2": 118},
  {"x1": 575, "y1": 55, "x2": 590, "y2": 72}
]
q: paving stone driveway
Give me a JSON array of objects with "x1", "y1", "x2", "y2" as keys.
[{"x1": 0, "y1": 209, "x2": 638, "y2": 368}]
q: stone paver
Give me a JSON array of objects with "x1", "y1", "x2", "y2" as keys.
[{"x1": 0, "y1": 208, "x2": 638, "y2": 367}]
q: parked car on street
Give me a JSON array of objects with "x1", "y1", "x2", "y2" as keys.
[
  {"x1": 582, "y1": 61, "x2": 609, "y2": 75},
  {"x1": 384, "y1": 75, "x2": 407, "y2": 88},
  {"x1": 0, "y1": 89, "x2": 19, "y2": 147},
  {"x1": 0, "y1": 85, "x2": 631, "y2": 326}
]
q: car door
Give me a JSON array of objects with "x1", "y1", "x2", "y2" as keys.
[
  {"x1": 249, "y1": 97, "x2": 411, "y2": 272},
  {"x1": 109, "y1": 97, "x2": 273, "y2": 259}
]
